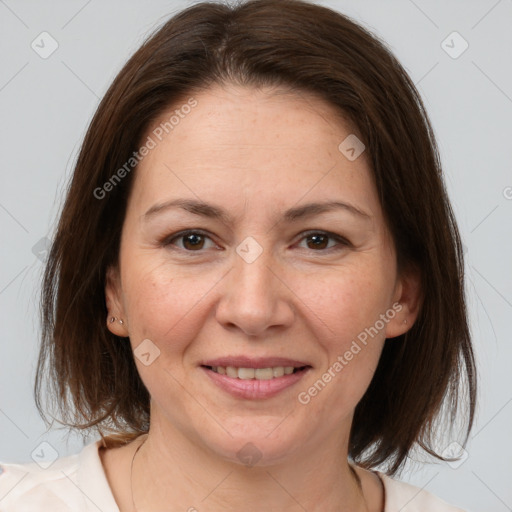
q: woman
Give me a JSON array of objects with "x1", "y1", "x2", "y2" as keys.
[{"x1": 0, "y1": 0, "x2": 476, "y2": 510}]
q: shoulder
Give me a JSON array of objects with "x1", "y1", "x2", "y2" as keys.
[
  {"x1": 0, "y1": 439, "x2": 119, "y2": 512},
  {"x1": 0, "y1": 446, "x2": 82, "y2": 511},
  {"x1": 377, "y1": 471, "x2": 467, "y2": 512}
]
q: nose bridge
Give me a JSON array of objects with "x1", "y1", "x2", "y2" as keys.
[
  {"x1": 232, "y1": 233, "x2": 276, "y2": 292},
  {"x1": 232, "y1": 244, "x2": 278, "y2": 313},
  {"x1": 215, "y1": 241, "x2": 293, "y2": 335},
  {"x1": 236, "y1": 247, "x2": 274, "y2": 296}
]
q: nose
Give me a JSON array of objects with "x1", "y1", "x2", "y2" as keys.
[{"x1": 215, "y1": 249, "x2": 295, "y2": 337}]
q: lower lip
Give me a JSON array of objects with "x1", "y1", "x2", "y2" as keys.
[{"x1": 201, "y1": 366, "x2": 311, "y2": 400}]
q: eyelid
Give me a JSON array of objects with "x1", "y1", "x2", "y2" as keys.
[
  {"x1": 161, "y1": 229, "x2": 220, "y2": 250},
  {"x1": 162, "y1": 228, "x2": 351, "y2": 253},
  {"x1": 294, "y1": 230, "x2": 352, "y2": 251}
]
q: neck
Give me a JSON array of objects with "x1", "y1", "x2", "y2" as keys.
[{"x1": 130, "y1": 420, "x2": 369, "y2": 512}]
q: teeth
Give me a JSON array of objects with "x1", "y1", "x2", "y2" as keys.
[
  {"x1": 238, "y1": 367, "x2": 255, "y2": 379},
  {"x1": 226, "y1": 366, "x2": 238, "y2": 378},
  {"x1": 212, "y1": 366, "x2": 300, "y2": 380},
  {"x1": 272, "y1": 366, "x2": 285, "y2": 377},
  {"x1": 255, "y1": 368, "x2": 273, "y2": 380}
]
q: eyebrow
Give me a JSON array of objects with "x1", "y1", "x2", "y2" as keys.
[{"x1": 143, "y1": 198, "x2": 372, "y2": 224}]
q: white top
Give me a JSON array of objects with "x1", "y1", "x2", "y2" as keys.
[{"x1": 0, "y1": 440, "x2": 466, "y2": 511}]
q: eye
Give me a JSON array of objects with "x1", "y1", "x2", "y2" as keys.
[
  {"x1": 296, "y1": 230, "x2": 350, "y2": 252},
  {"x1": 162, "y1": 230, "x2": 218, "y2": 251},
  {"x1": 162, "y1": 229, "x2": 350, "y2": 253}
]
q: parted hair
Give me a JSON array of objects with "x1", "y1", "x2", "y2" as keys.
[{"x1": 35, "y1": 0, "x2": 476, "y2": 475}]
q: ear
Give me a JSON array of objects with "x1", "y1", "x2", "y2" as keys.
[
  {"x1": 105, "y1": 265, "x2": 129, "y2": 337},
  {"x1": 385, "y1": 263, "x2": 422, "y2": 339}
]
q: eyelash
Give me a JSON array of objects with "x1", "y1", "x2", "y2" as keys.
[{"x1": 161, "y1": 229, "x2": 351, "y2": 254}]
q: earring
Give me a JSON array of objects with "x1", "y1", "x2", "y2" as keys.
[
  {"x1": 119, "y1": 319, "x2": 124, "y2": 325},
  {"x1": 109, "y1": 316, "x2": 116, "y2": 323}
]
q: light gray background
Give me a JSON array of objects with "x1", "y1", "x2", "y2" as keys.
[{"x1": 1, "y1": 1, "x2": 511, "y2": 511}]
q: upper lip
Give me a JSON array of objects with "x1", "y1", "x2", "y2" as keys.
[{"x1": 200, "y1": 356, "x2": 311, "y2": 369}]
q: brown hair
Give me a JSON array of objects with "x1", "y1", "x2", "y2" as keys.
[{"x1": 35, "y1": 0, "x2": 476, "y2": 475}]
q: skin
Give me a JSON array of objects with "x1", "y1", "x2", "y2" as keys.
[{"x1": 103, "y1": 83, "x2": 421, "y2": 512}]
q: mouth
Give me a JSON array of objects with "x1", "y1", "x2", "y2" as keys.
[
  {"x1": 200, "y1": 361, "x2": 312, "y2": 400},
  {"x1": 202, "y1": 365, "x2": 310, "y2": 380}
]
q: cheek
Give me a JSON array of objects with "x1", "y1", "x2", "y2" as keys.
[
  {"x1": 120, "y1": 258, "x2": 215, "y2": 352},
  {"x1": 299, "y1": 263, "x2": 391, "y2": 348},
  {"x1": 296, "y1": 264, "x2": 391, "y2": 407}
]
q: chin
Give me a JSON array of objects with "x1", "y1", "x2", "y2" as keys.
[{"x1": 198, "y1": 418, "x2": 306, "y2": 468}]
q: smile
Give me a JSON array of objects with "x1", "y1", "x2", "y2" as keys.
[
  {"x1": 201, "y1": 365, "x2": 311, "y2": 400},
  {"x1": 207, "y1": 365, "x2": 305, "y2": 379}
]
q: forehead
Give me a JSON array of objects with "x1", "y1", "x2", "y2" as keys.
[
  {"x1": 151, "y1": 83, "x2": 360, "y2": 161},
  {"x1": 129, "y1": 83, "x2": 380, "y2": 222}
]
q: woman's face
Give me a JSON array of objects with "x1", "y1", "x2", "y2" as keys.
[{"x1": 106, "y1": 83, "x2": 419, "y2": 465}]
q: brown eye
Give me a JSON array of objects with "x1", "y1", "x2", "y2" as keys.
[
  {"x1": 163, "y1": 230, "x2": 216, "y2": 251},
  {"x1": 305, "y1": 233, "x2": 329, "y2": 250},
  {"x1": 298, "y1": 231, "x2": 350, "y2": 252},
  {"x1": 181, "y1": 233, "x2": 205, "y2": 250}
]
